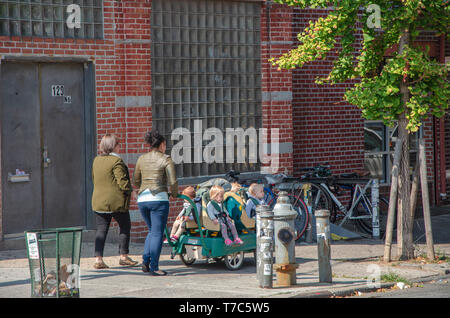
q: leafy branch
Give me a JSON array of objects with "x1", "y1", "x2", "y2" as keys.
[{"x1": 271, "y1": 0, "x2": 449, "y2": 132}]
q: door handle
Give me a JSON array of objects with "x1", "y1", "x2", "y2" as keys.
[{"x1": 43, "y1": 147, "x2": 51, "y2": 167}]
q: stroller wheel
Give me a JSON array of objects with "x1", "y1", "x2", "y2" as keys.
[
  {"x1": 224, "y1": 251, "x2": 245, "y2": 271},
  {"x1": 180, "y1": 252, "x2": 196, "y2": 266}
]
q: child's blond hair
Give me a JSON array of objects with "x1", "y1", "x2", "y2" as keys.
[
  {"x1": 209, "y1": 185, "x2": 225, "y2": 201},
  {"x1": 182, "y1": 186, "x2": 196, "y2": 199},
  {"x1": 248, "y1": 183, "x2": 264, "y2": 196},
  {"x1": 230, "y1": 182, "x2": 241, "y2": 192}
]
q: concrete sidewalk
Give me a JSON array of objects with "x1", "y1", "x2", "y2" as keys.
[{"x1": 0, "y1": 213, "x2": 449, "y2": 298}]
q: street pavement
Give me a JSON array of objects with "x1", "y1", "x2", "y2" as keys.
[{"x1": 0, "y1": 212, "x2": 449, "y2": 299}]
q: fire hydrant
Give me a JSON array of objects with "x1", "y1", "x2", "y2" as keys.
[{"x1": 273, "y1": 191, "x2": 299, "y2": 287}]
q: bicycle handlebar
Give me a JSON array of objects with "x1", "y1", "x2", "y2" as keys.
[
  {"x1": 300, "y1": 163, "x2": 331, "y2": 171},
  {"x1": 299, "y1": 163, "x2": 332, "y2": 179}
]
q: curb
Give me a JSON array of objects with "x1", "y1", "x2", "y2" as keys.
[
  {"x1": 288, "y1": 282, "x2": 396, "y2": 298},
  {"x1": 287, "y1": 273, "x2": 450, "y2": 298}
]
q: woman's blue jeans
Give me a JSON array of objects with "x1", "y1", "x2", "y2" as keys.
[{"x1": 138, "y1": 201, "x2": 170, "y2": 272}]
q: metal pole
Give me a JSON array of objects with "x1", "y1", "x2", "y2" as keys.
[
  {"x1": 256, "y1": 204, "x2": 274, "y2": 288},
  {"x1": 371, "y1": 179, "x2": 380, "y2": 239},
  {"x1": 303, "y1": 183, "x2": 313, "y2": 243},
  {"x1": 419, "y1": 138, "x2": 435, "y2": 260},
  {"x1": 315, "y1": 209, "x2": 332, "y2": 283}
]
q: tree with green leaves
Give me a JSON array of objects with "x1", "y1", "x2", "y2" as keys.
[{"x1": 271, "y1": 0, "x2": 449, "y2": 260}]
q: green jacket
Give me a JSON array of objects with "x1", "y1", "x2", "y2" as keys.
[
  {"x1": 224, "y1": 195, "x2": 245, "y2": 231},
  {"x1": 91, "y1": 155, "x2": 132, "y2": 212}
]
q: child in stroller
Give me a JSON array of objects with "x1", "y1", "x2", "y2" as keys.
[
  {"x1": 245, "y1": 183, "x2": 266, "y2": 219},
  {"x1": 169, "y1": 186, "x2": 196, "y2": 242},
  {"x1": 206, "y1": 185, "x2": 244, "y2": 246}
]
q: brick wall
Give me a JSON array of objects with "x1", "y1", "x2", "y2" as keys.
[
  {"x1": 446, "y1": 35, "x2": 450, "y2": 198},
  {"x1": 0, "y1": 0, "x2": 118, "y2": 241},
  {"x1": 112, "y1": 1, "x2": 153, "y2": 242},
  {"x1": 289, "y1": 7, "x2": 439, "y2": 188},
  {"x1": 120, "y1": 1, "x2": 298, "y2": 242},
  {"x1": 0, "y1": 130, "x2": 2, "y2": 240},
  {"x1": 0, "y1": 0, "x2": 155, "y2": 241},
  {"x1": 261, "y1": 3, "x2": 294, "y2": 176},
  {"x1": 0, "y1": 1, "x2": 444, "y2": 243},
  {"x1": 131, "y1": 2, "x2": 298, "y2": 242},
  {"x1": 290, "y1": 8, "x2": 365, "y2": 178}
]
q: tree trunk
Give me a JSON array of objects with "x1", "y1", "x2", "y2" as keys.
[
  {"x1": 384, "y1": 141, "x2": 402, "y2": 262},
  {"x1": 410, "y1": 153, "x2": 419, "y2": 219},
  {"x1": 397, "y1": 116, "x2": 414, "y2": 260},
  {"x1": 419, "y1": 138, "x2": 435, "y2": 260},
  {"x1": 397, "y1": 30, "x2": 414, "y2": 260}
]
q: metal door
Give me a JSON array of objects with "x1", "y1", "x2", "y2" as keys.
[
  {"x1": 0, "y1": 62, "x2": 42, "y2": 233},
  {"x1": 1, "y1": 62, "x2": 86, "y2": 234}
]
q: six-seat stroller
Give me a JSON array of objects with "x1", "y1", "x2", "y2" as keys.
[{"x1": 165, "y1": 178, "x2": 256, "y2": 270}]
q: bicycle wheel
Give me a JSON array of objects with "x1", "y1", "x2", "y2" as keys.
[
  {"x1": 287, "y1": 194, "x2": 309, "y2": 241},
  {"x1": 303, "y1": 183, "x2": 335, "y2": 222},
  {"x1": 266, "y1": 191, "x2": 309, "y2": 241},
  {"x1": 265, "y1": 191, "x2": 277, "y2": 209},
  {"x1": 355, "y1": 196, "x2": 391, "y2": 236}
]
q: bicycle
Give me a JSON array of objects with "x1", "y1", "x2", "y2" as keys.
[
  {"x1": 226, "y1": 171, "x2": 309, "y2": 241},
  {"x1": 298, "y1": 164, "x2": 391, "y2": 237}
]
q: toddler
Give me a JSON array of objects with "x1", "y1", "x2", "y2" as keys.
[
  {"x1": 170, "y1": 186, "x2": 196, "y2": 242},
  {"x1": 245, "y1": 183, "x2": 265, "y2": 219},
  {"x1": 206, "y1": 185, "x2": 243, "y2": 246},
  {"x1": 230, "y1": 182, "x2": 241, "y2": 193}
]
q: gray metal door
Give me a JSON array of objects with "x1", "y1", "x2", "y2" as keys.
[
  {"x1": 1, "y1": 62, "x2": 86, "y2": 234},
  {"x1": 0, "y1": 62, "x2": 42, "y2": 234}
]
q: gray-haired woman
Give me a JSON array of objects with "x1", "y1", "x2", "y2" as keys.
[{"x1": 91, "y1": 134, "x2": 138, "y2": 269}]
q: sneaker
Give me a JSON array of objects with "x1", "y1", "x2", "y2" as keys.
[
  {"x1": 142, "y1": 263, "x2": 150, "y2": 273},
  {"x1": 93, "y1": 261, "x2": 109, "y2": 269},
  {"x1": 119, "y1": 257, "x2": 138, "y2": 266},
  {"x1": 149, "y1": 270, "x2": 167, "y2": 276},
  {"x1": 224, "y1": 239, "x2": 233, "y2": 246},
  {"x1": 170, "y1": 236, "x2": 178, "y2": 243},
  {"x1": 234, "y1": 238, "x2": 244, "y2": 245}
]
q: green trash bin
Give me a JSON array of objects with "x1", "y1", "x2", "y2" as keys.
[{"x1": 24, "y1": 227, "x2": 82, "y2": 298}]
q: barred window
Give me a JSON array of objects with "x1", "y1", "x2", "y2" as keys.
[
  {"x1": 364, "y1": 121, "x2": 418, "y2": 183},
  {"x1": 151, "y1": 0, "x2": 262, "y2": 178},
  {"x1": 0, "y1": 0, "x2": 103, "y2": 39}
]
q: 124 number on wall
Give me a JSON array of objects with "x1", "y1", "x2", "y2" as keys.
[{"x1": 51, "y1": 85, "x2": 64, "y2": 97}]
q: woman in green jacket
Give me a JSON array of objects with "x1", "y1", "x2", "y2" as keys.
[{"x1": 91, "y1": 134, "x2": 138, "y2": 269}]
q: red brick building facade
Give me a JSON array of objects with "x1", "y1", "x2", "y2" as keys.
[{"x1": 0, "y1": 0, "x2": 447, "y2": 244}]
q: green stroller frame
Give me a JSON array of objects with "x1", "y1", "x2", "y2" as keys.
[{"x1": 165, "y1": 193, "x2": 256, "y2": 270}]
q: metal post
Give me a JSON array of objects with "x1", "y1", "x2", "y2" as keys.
[
  {"x1": 419, "y1": 137, "x2": 435, "y2": 260},
  {"x1": 371, "y1": 179, "x2": 380, "y2": 239},
  {"x1": 315, "y1": 209, "x2": 332, "y2": 283},
  {"x1": 302, "y1": 183, "x2": 313, "y2": 243},
  {"x1": 256, "y1": 204, "x2": 274, "y2": 289}
]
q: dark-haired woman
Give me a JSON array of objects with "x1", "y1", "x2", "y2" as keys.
[{"x1": 132, "y1": 131, "x2": 178, "y2": 276}]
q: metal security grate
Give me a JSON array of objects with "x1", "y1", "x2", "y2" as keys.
[
  {"x1": 151, "y1": 0, "x2": 262, "y2": 178},
  {"x1": 0, "y1": 0, "x2": 103, "y2": 39}
]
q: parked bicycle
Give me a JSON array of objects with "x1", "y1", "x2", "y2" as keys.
[
  {"x1": 298, "y1": 164, "x2": 391, "y2": 237},
  {"x1": 226, "y1": 171, "x2": 309, "y2": 241}
]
